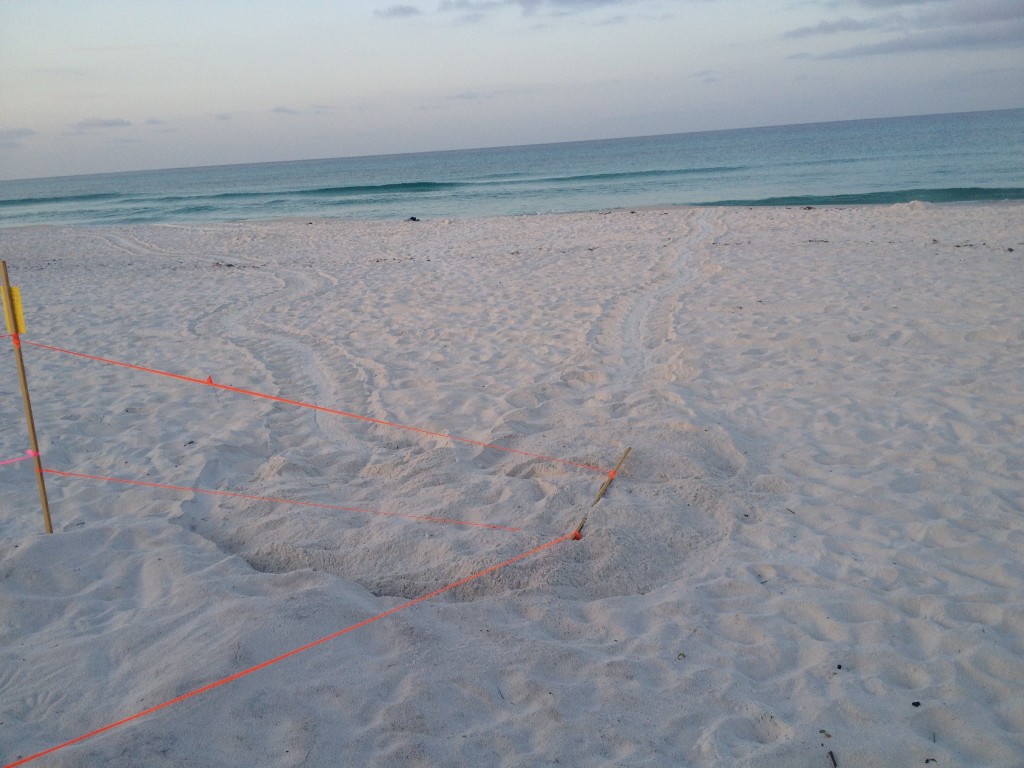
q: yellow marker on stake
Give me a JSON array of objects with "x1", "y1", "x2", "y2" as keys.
[
  {"x1": 2, "y1": 285, "x2": 25, "y2": 334},
  {"x1": 1, "y1": 261, "x2": 53, "y2": 534}
]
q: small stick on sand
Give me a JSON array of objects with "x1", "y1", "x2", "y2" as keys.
[
  {"x1": 572, "y1": 447, "x2": 632, "y2": 539},
  {"x1": 570, "y1": 513, "x2": 588, "y2": 540},
  {"x1": 591, "y1": 447, "x2": 632, "y2": 507}
]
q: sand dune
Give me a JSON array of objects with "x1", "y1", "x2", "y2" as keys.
[{"x1": 2, "y1": 203, "x2": 1022, "y2": 766}]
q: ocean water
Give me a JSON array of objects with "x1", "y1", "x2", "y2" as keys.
[{"x1": 1, "y1": 108, "x2": 1021, "y2": 228}]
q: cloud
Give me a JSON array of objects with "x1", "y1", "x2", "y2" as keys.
[
  {"x1": 787, "y1": 0, "x2": 1024, "y2": 57},
  {"x1": 856, "y1": 0, "x2": 942, "y2": 6},
  {"x1": 853, "y1": 0, "x2": 943, "y2": 7},
  {"x1": 515, "y1": 0, "x2": 638, "y2": 7},
  {"x1": 0, "y1": 128, "x2": 37, "y2": 141},
  {"x1": 375, "y1": 4, "x2": 423, "y2": 17},
  {"x1": 438, "y1": 0, "x2": 504, "y2": 21},
  {"x1": 784, "y1": 15, "x2": 901, "y2": 38},
  {"x1": 435, "y1": 0, "x2": 655, "y2": 25},
  {"x1": 448, "y1": 87, "x2": 520, "y2": 100},
  {"x1": 415, "y1": 88, "x2": 517, "y2": 109},
  {"x1": 0, "y1": 128, "x2": 37, "y2": 150},
  {"x1": 272, "y1": 105, "x2": 336, "y2": 116},
  {"x1": 822, "y1": 19, "x2": 1024, "y2": 57},
  {"x1": 72, "y1": 118, "x2": 132, "y2": 130},
  {"x1": 59, "y1": 119, "x2": 130, "y2": 139},
  {"x1": 595, "y1": 13, "x2": 629, "y2": 25},
  {"x1": 439, "y1": 0, "x2": 644, "y2": 17},
  {"x1": 62, "y1": 118, "x2": 132, "y2": 135},
  {"x1": 144, "y1": 118, "x2": 177, "y2": 135},
  {"x1": 943, "y1": 0, "x2": 1024, "y2": 25}
]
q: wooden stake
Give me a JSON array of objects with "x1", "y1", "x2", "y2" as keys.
[
  {"x1": 572, "y1": 447, "x2": 632, "y2": 540},
  {"x1": 591, "y1": 447, "x2": 631, "y2": 507},
  {"x1": 1, "y1": 260, "x2": 53, "y2": 534},
  {"x1": 570, "y1": 512, "x2": 588, "y2": 540}
]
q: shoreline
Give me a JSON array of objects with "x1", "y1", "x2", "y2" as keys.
[{"x1": 4, "y1": 196, "x2": 1024, "y2": 232}]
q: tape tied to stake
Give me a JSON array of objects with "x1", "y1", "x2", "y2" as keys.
[{"x1": 0, "y1": 449, "x2": 38, "y2": 467}]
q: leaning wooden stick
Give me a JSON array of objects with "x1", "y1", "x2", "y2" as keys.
[
  {"x1": 572, "y1": 447, "x2": 632, "y2": 539},
  {"x1": 1, "y1": 260, "x2": 53, "y2": 534},
  {"x1": 592, "y1": 447, "x2": 632, "y2": 507},
  {"x1": 571, "y1": 513, "x2": 588, "y2": 540}
]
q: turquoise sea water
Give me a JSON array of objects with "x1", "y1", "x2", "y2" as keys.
[{"x1": 1, "y1": 108, "x2": 1021, "y2": 227}]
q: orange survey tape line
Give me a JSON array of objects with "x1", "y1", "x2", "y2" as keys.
[
  {"x1": 3, "y1": 530, "x2": 576, "y2": 768},
  {"x1": 43, "y1": 468, "x2": 523, "y2": 532},
  {"x1": 25, "y1": 340, "x2": 612, "y2": 475},
  {"x1": 0, "y1": 449, "x2": 38, "y2": 468}
]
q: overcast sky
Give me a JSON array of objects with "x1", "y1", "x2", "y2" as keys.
[{"x1": 1, "y1": 0, "x2": 1021, "y2": 180}]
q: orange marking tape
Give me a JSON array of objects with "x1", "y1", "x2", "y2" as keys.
[
  {"x1": 3, "y1": 531, "x2": 575, "y2": 768},
  {"x1": 43, "y1": 468, "x2": 522, "y2": 531},
  {"x1": 0, "y1": 449, "x2": 37, "y2": 468},
  {"x1": 26, "y1": 341, "x2": 611, "y2": 475}
]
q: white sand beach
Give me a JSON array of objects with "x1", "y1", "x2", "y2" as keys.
[{"x1": 2, "y1": 203, "x2": 1022, "y2": 766}]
